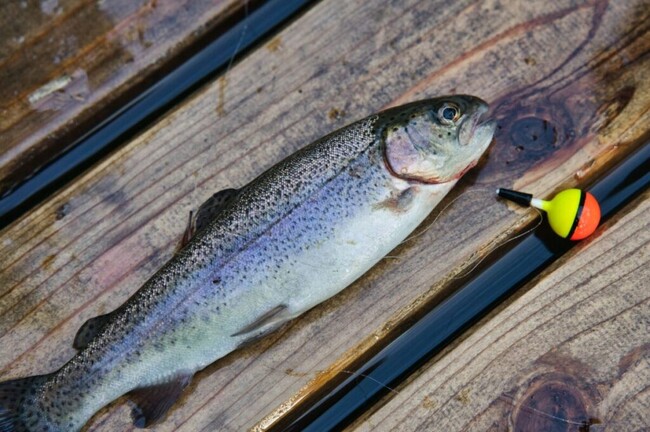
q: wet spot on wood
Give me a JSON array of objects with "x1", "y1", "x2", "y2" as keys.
[
  {"x1": 267, "y1": 36, "x2": 282, "y2": 52},
  {"x1": 524, "y1": 57, "x2": 537, "y2": 66},
  {"x1": 328, "y1": 108, "x2": 344, "y2": 121},
  {"x1": 42, "y1": 254, "x2": 56, "y2": 270},
  {"x1": 421, "y1": 395, "x2": 437, "y2": 410},
  {"x1": 455, "y1": 387, "x2": 471, "y2": 405},
  {"x1": 56, "y1": 202, "x2": 70, "y2": 220},
  {"x1": 285, "y1": 368, "x2": 308, "y2": 378}
]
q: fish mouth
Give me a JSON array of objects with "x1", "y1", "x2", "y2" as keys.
[
  {"x1": 472, "y1": 118, "x2": 497, "y2": 151},
  {"x1": 460, "y1": 103, "x2": 496, "y2": 152},
  {"x1": 458, "y1": 112, "x2": 482, "y2": 146},
  {"x1": 458, "y1": 104, "x2": 495, "y2": 149},
  {"x1": 454, "y1": 110, "x2": 496, "y2": 180}
]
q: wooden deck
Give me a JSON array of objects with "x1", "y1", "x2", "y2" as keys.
[
  {"x1": 0, "y1": 0, "x2": 648, "y2": 431},
  {"x1": 0, "y1": 0, "x2": 246, "y2": 195}
]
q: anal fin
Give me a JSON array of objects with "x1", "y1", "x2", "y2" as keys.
[
  {"x1": 129, "y1": 373, "x2": 192, "y2": 428},
  {"x1": 179, "y1": 188, "x2": 239, "y2": 250},
  {"x1": 73, "y1": 312, "x2": 113, "y2": 349}
]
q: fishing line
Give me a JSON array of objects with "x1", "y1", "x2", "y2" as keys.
[
  {"x1": 225, "y1": 0, "x2": 250, "y2": 77},
  {"x1": 497, "y1": 393, "x2": 592, "y2": 427},
  {"x1": 188, "y1": 0, "x2": 250, "y2": 202},
  {"x1": 261, "y1": 361, "x2": 585, "y2": 429},
  {"x1": 336, "y1": 369, "x2": 589, "y2": 428},
  {"x1": 452, "y1": 207, "x2": 542, "y2": 279},
  {"x1": 398, "y1": 189, "x2": 489, "y2": 246},
  {"x1": 392, "y1": 188, "x2": 544, "y2": 280},
  {"x1": 340, "y1": 370, "x2": 401, "y2": 396}
]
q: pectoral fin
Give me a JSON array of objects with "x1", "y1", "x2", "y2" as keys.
[
  {"x1": 129, "y1": 373, "x2": 193, "y2": 428},
  {"x1": 180, "y1": 188, "x2": 239, "y2": 249},
  {"x1": 73, "y1": 312, "x2": 113, "y2": 349},
  {"x1": 231, "y1": 304, "x2": 290, "y2": 337}
]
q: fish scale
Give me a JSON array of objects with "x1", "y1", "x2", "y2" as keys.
[{"x1": 0, "y1": 96, "x2": 495, "y2": 431}]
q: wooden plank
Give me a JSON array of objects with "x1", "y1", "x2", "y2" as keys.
[
  {"x1": 353, "y1": 190, "x2": 650, "y2": 432},
  {"x1": 0, "y1": 0, "x2": 648, "y2": 431},
  {"x1": 0, "y1": 0, "x2": 244, "y2": 195}
]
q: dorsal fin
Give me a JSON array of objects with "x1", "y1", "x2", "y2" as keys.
[
  {"x1": 73, "y1": 312, "x2": 113, "y2": 349},
  {"x1": 130, "y1": 373, "x2": 192, "y2": 428},
  {"x1": 179, "y1": 188, "x2": 239, "y2": 249}
]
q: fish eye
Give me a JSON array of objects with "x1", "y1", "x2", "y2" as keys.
[{"x1": 439, "y1": 104, "x2": 460, "y2": 124}]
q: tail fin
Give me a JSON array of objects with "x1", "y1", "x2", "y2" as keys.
[{"x1": 0, "y1": 375, "x2": 50, "y2": 432}]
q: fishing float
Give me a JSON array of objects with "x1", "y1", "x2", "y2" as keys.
[{"x1": 497, "y1": 188, "x2": 601, "y2": 240}]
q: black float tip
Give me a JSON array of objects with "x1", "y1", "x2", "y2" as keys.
[{"x1": 496, "y1": 188, "x2": 533, "y2": 207}]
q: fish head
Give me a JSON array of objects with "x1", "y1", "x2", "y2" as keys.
[{"x1": 380, "y1": 95, "x2": 496, "y2": 183}]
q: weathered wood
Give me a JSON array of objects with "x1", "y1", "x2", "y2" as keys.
[
  {"x1": 353, "y1": 190, "x2": 650, "y2": 432},
  {"x1": 0, "y1": 0, "x2": 648, "y2": 431},
  {"x1": 0, "y1": 0, "x2": 245, "y2": 195}
]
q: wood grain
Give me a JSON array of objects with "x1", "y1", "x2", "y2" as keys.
[
  {"x1": 353, "y1": 190, "x2": 650, "y2": 432},
  {"x1": 0, "y1": 0, "x2": 648, "y2": 431},
  {"x1": 0, "y1": 0, "x2": 244, "y2": 195}
]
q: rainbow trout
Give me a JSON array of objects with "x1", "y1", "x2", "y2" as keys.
[{"x1": 0, "y1": 96, "x2": 495, "y2": 431}]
